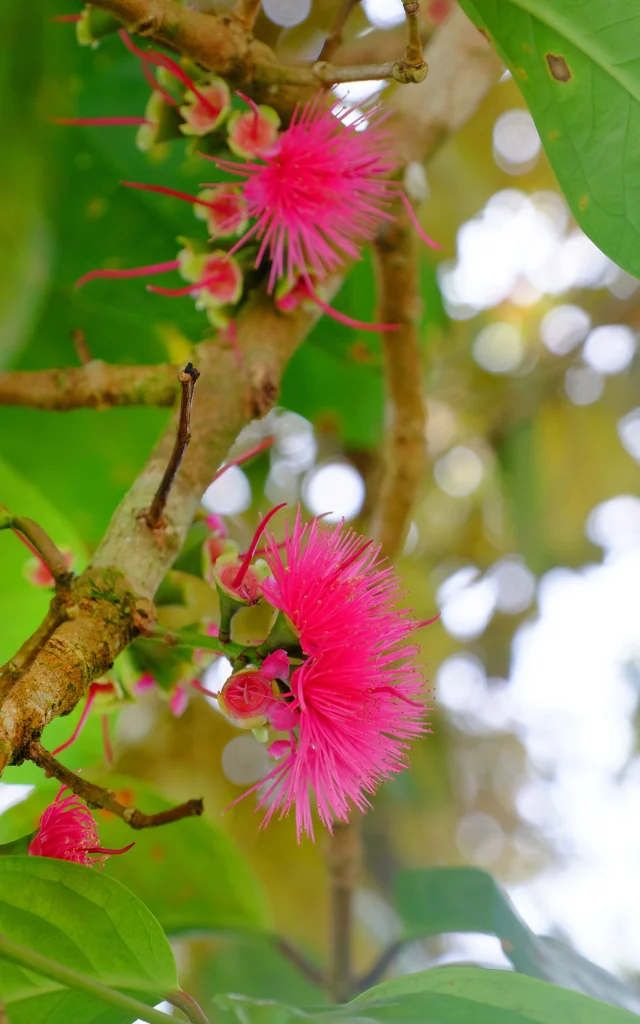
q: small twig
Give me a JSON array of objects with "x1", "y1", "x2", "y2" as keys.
[
  {"x1": 394, "y1": 0, "x2": 428, "y2": 83},
  {"x1": 371, "y1": 197, "x2": 426, "y2": 559},
  {"x1": 326, "y1": 818, "x2": 362, "y2": 1002},
  {"x1": 28, "y1": 741, "x2": 204, "y2": 829},
  {"x1": 71, "y1": 328, "x2": 92, "y2": 365},
  {"x1": 275, "y1": 937, "x2": 324, "y2": 987},
  {"x1": 146, "y1": 363, "x2": 200, "y2": 531},
  {"x1": 354, "y1": 938, "x2": 409, "y2": 993},
  {"x1": 232, "y1": 0, "x2": 261, "y2": 30},
  {"x1": 2, "y1": 512, "x2": 74, "y2": 600},
  {"x1": 167, "y1": 989, "x2": 212, "y2": 1024},
  {"x1": 319, "y1": 0, "x2": 361, "y2": 63}
]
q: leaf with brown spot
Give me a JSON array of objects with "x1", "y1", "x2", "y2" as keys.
[{"x1": 546, "y1": 52, "x2": 572, "y2": 80}]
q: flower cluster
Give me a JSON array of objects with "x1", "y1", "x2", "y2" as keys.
[
  {"x1": 208, "y1": 508, "x2": 430, "y2": 840},
  {"x1": 54, "y1": 28, "x2": 437, "y2": 332}
]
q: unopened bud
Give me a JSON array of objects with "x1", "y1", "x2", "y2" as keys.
[
  {"x1": 180, "y1": 78, "x2": 231, "y2": 136},
  {"x1": 227, "y1": 105, "x2": 280, "y2": 159},
  {"x1": 218, "y1": 668, "x2": 277, "y2": 729}
]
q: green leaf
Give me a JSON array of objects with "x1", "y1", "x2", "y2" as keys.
[
  {"x1": 395, "y1": 867, "x2": 540, "y2": 976},
  {"x1": 352, "y1": 967, "x2": 640, "y2": 1024},
  {"x1": 0, "y1": 855, "x2": 177, "y2": 1024},
  {"x1": 456, "y1": 0, "x2": 640, "y2": 276}
]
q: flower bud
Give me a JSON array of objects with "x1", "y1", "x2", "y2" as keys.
[
  {"x1": 76, "y1": 7, "x2": 121, "y2": 47},
  {"x1": 194, "y1": 186, "x2": 248, "y2": 238},
  {"x1": 226, "y1": 104, "x2": 280, "y2": 159},
  {"x1": 136, "y1": 91, "x2": 183, "y2": 151},
  {"x1": 180, "y1": 78, "x2": 231, "y2": 136},
  {"x1": 218, "y1": 668, "x2": 276, "y2": 729}
]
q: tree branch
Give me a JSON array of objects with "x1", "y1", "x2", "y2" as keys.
[
  {"x1": 0, "y1": 360, "x2": 181, "y2": 411},
  {"x1": 394, "y1": 0, "x2": 428, "y2": 83},
  {"x1": 146, "y1": 363, "x2": 200, "y2": 530},
  {"x1": 28, "y1": 740, "x2": 203, "y2": 828},
  {"x1": 370, "y1": 199, "x2": 426, "y2": 560},
  {"x1": 319, "y1": 0, "x2": 362, "y2": 63},
  {"x1": 0, "y1": 282, "x2": 337, "y2": 773}
]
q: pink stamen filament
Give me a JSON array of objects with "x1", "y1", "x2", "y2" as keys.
[
  {"x1": 232, "y1": 503, "x2": 287, "y2": 589},
  {"x1": 75, "y1": 259, "x2": 180, "y2": 290},
  {"x1": 101, "y1": 714, "x2": 113, "y2": 766},
  {"x1": 398, "y1": 190, "x2": 441, "y2": 250},
  {"x1": 139, "y1": 59, "x2": 178, "y2": 106},
  {"x1": 51, "y1": 13, "x2": 82, "y2": 21},
  {"x1": 236, "y1": 90, "x2": 261, "y2": 139},
  {"x1": 52, "y1": 684, "x2": 97, "y2": 756},
  {"x1": 191, "y1": 680, "x2": 219, "y2": 698},
  {"x1": 88, "y1": 842, "x2": 136, "y2": 856},
  {"x1": 120, "y1": 180, "x2": 214, "y2": 208},
  {"x1": 147, "y1": 269, "x2": 229, "y2": 297},
  {"x1": 212, "y1": 435, "x2": 275, "y2": 482},
  {"x1": 373, "y1": 685, "x2": 425, "y2": 708},
  {"x1": 119, "y1": 30, "x2": 221, "y2": 118},
  {"x1": 50, "y1": 117, "x2": 148, "y2": 126},
  {"x1": 304, "y1": 280, "x2": 400, "y2": 333}
]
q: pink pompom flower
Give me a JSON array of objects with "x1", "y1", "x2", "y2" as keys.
[
  {"x1": 211, "y1": 96, "x2": 439, "y2": 294},
  {"x1": 28, "y1": 787, "x2": 134, "y2": 868},
  {"x1": 232, "y1": 510, "x2": 431, "y2": 840}
]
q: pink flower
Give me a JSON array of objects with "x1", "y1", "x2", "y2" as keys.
[
  {"x1": 226, "y1": 98, "x2": 281, "y2": 159},
  {"x1": 193, "y1": 186, "x2": 248, "y2": 238},
  {"x1": 179, "y1": 78, "x2": 230, "y2": 136},
  {"x1": 28, "y1": 788, "x2": 134, "y2": 868},
  {"x1": 212, "y1": 96, "x2": 438, "y2": 293},
  {"x1": 233, "y1": 510, "x2": 430, "y2": 839},
  {"x1": 218, "y1": 651, "x2": 290, "y2": 729}
]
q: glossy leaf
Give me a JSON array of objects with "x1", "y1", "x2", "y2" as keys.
[
  {"x1": 351, "y1": 967, "x2": 640, "y2": 1024},
  {"x1": 0, "y1": 855, "x2": 177, "y2": 1024},
  {"x1": 456, "y1": 0, "x2": 640, "y2": 276}
]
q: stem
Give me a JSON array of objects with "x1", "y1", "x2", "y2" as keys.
[
  {"x1": 354, "y1": 938, "x2": 408, "y2": 993},
  {"x1": 371, "y1": 197, "x2": 427, "y2": 559},
  {"x1": 0, "y1": 361, "x2": 182, "y2": 411},
  {"x1": 28, "y1": 741, "x2": 204, "y2": 829},
  {"x1": 326, "y1": 818, "x2": 362, "y2": 1003},
  {"x1": 0, "y1": 934, "x2": 176, "y2": 1024},
  {"x1": 318, "y1": 0, "x2": 361, "y2": 62},
  {"x1": 71, "y1": 328, "x2": 92, "y2": 365},
  {"x1": 392, "y1": 0, "x2": 428, "y2": 83},
  {"x1": 274, "y1": 938, "x2": 324, "y2": 988},
  {"x1": 146, "y1": 363, "x2": 200, "y2": 530},
  {"x1": 8, "y1": 516, "x2": 73, "y2": 598},
  {"x1": 233, "y1": 0, "x2": 262, "y2": 30},
  {"x1": 167, "y1": 989, "x2": 213, "y2": 1024}
]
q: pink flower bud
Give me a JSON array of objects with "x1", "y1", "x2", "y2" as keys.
[
  {"x1": 226, "y1": 104, "x2": 280, "y2": 159},
  {"x1": 218, "y1": 669, "x2": 276, "y2": 729},
  {"x1": 194, "y1": 186, "x2": 248, "y2": 239},
  {"x1": 179, "y1": 78, "x2": 230, "y2": 136},
  {"x1": 169, "y1": 683, "x2": 189, "y2": 717}
]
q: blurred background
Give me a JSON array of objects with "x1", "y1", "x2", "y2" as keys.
[{"x1": 1, "y1": 0, "x2": 639, "y2": 1008}]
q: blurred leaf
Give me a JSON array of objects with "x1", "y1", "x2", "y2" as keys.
[
  {"x1": 457, "y1": 0, "x2": 640, "y2": 277},
  {"x1": 351, "y1": 966, "x2": 640, "y2": 1023},
  {"x1": 395, "y1": 867, "x2": 540, "y2": 976},
  {"x1": 191, "y1": 936, "x2": 325, "y2": 1010},
  {"x1": 0, "y1": 855, "x2": 177, "y2": 1024},
  {"x1": 0, "y1": 775, "x2": 272, "y2": 934}
]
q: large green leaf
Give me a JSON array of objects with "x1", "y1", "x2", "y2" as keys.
[
  {"x1": 395, "y1": 867, "x2": 540, "y2": 976},
  {"x1": 0, "y1": 855, "x2": 177, "y2": 1024},
  {"x1": 351, "y1": 967, "x2": 640, "y2": 1024},
  {"x1": 456, "y1": 0, "x2": 640, "y2": 276}
]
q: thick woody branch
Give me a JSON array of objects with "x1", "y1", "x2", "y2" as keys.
[
  {"x1": 0, "y1": 360, "x2": 180, "y2": 411},
  {"x1": 89, "y1": 0, "x2": 425, "y2": 102},
  {"x1": 371, "y1": 200, "x2": 426, "y2": 560},
  {"x1": 29, "y1": 740, "x2": 203, "y2": 828},
  {"x1": 146, "y1": 363, "x2": 200, "y2": 530},
  {"x1": 0, "y1": 284, "x2": 334, "y2": 772},
  {"x1": 319, "y1": 0, "x2": 362, "y2": 63}
]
